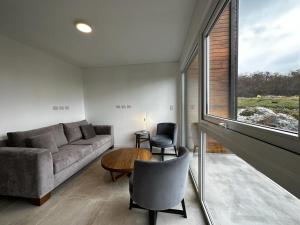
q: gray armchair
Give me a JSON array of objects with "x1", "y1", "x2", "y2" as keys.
[
  {"x1": 150, "y1": 123, "x2": 177, "y2": 161},
  {"x1": 129, "y1": 147, "x2": 191, "y2": 225}
]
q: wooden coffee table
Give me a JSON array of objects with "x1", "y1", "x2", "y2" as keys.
[{"x1": 101, "y1": 148, "x2": 152, "y2": 181}]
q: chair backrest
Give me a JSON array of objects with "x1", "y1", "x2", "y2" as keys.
[
  {"x1": 156, "y1": 123, "x2": 177, "y2": 144},
  {"x1": 132, "y1": 147, "x2": 191, "y2": 210}
]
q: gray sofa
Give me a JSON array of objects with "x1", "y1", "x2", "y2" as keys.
[{"x1": 0, "y1": 120, "x2": 113, "y2": 205}]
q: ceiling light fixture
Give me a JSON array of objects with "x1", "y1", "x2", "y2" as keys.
[{"x1": 75, "y1": 22, "x2": 93, "y2": 33}]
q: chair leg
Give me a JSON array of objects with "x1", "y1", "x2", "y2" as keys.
[
  {"x1": 161, "y1": 148, "x2": 165, "y2": 161},
  {"x1": 181, "y1": 199, "x2": 187, "y2": 218},
  {"x1": 150, "y1": 144, "x2": 153, "y2": 153},
  {"x1": 149, "y1": 210, "x2": 157, "y2": 225},
  {"x1": 129, "y1": 198, "x2": 133, "y2": 210},
  {"x1": 174, "y1": 146, "x2": 178, "y2": 157}
]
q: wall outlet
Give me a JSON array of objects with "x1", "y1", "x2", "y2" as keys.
[{"x1": 170, "y1": 105, "x2": 174, "y2": 111}]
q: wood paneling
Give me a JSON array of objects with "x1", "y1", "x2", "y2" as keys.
[
  {"x1": 207, "y1": 4, "x2": 231, "y2": 153},
  {"x1": 208, "y1": 4, "x2": 230, "y2": 119}
]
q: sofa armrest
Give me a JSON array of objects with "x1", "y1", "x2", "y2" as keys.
[
  {"x1": 93, "y1": 125, "x2": 114, "y2": 135},
  {"x1": 0, "y1": 147, "x2": 54, "y2": 199}
]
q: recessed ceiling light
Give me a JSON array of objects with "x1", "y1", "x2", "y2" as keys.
[{"x1": 75, "y1": 22, "x2": 92, "y2": 33}]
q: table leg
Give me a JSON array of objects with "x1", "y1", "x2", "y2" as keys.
[
  {"x1": 115, "y1": 173, "x2": 127, "y2": 180},
  {"x1": 110, "y1": 172, "x2": 116, "y2": 182}
]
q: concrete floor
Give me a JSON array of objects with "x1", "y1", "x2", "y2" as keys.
[
  {"x1": 191, "y1": 153, "x2": 300, "y2": 225},
  {"x1": 0, "y1": 150, "x2": 206, "y2": 225}
]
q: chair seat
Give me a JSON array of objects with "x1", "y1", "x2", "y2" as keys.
[{"x1": 150, "y1": 135, "x2": 173, "y2": 147}]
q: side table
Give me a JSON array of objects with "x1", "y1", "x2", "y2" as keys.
[{"x1": 134, "y1": 130, "x2": 150, "y2": 148}]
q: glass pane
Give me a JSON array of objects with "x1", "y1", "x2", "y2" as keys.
[
  {"x1": 203, "y1": 132, "x2": 300, "y2": 225},
  {"x1": 206, "y1": 3, "x2": 231, "y2": 118},
  {"x1": 237, "y1": 0, "x2": 300, "y2": 133},
  {"x1": 186, "y1": 53, "x2": 199, "y2": 185}
]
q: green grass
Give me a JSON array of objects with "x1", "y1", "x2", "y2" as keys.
[{"x1": 238, "y1": 96, "x2": 299, "y2": 119}]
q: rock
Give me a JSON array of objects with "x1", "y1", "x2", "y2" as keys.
[{"x1": 238, "y1": 107, "x2": 298, "y2": 132}]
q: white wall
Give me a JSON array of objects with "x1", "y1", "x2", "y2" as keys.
[
  {"x1": 83, "y1": 63, "x2": 179, "y2": 147},
  {"x1": 0, "y1": 35, "x2": 85, "y2": 139}
]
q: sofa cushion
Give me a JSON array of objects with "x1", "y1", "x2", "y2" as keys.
[
  {"x1": 80, "y1": 124, "x2": 96, "y2": 139},
  {"x1": 28, "y1": 132, "x2": 59, "y2": 153},
  {"x1": 7, "y1": 124, "x2": 68, "y2": 147},
  {"x1": 71, "y1": 135, "x2": 111, "y2": 150},
  {"x1": 63, "y1": 120, "x2": 88, "y2": 143},
  {"x1": 53, "y1": 144, "x2": 93, "y2": 174}
]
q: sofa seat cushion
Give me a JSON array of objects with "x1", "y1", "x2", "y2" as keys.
[
  {"x1": 63, "y1": 120, "x2": 88, "y2": 143},
  {"x1": 150, "y1": 135, "x2": 173, "y2": 147},
  {"x1": 71, "y1": 135, "x2": 111, "y2": 150},
  {"x1": 53, "y1": 144, "x2": 93, "y2": 174}
]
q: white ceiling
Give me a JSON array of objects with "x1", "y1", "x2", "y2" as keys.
[{"x1": 0, "y1": 0, "x2": 197, "y2": 67}]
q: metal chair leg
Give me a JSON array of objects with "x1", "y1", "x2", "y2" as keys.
[
  {"x1": 150, "y1": 145, "x2": 153, "y2": 153},
  {"x1": 161, "y1": 148, "x2": 165, "y2": 161},
  {"x1": 181, "y1": 199, "x2": 187, "y2": 218},
  {"x1": 174, "y1": 146, "x2": 178, "y2": 157},
  {"x1": 149, "y1": 210, "x2": 157, "y2": 225},
  {"x1": 129, "y1": 198, "x2": 133, "y2": 210}
]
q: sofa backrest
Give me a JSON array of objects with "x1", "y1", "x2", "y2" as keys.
[
  {"x1": 0, "y1": 140, "x2": 7, "y2": 147},
  {"x1": 7, "y1": 124, "x2": 68, "y2": 147}
]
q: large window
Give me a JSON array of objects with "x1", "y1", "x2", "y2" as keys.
[
  {"x1": 204, "y1": 0, "x2": 300, "y2": 153},
  {"x1": 237, "y1": 0, "x2": 300, "y2": 134}
]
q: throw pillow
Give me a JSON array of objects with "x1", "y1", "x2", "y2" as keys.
[
  {"x1": 63, "y1": 120, "x2": 88, "y2": 142},
  {"x1": 80, "y1": 124, "x2": 96, "y2": 139},
  {"x1": 28, "y1": 132, "x2": 59, "y2": 153}
]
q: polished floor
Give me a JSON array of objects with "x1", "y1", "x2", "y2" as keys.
[
  {"x1": 190, "y1": 152, "x2": 300, "y2": 225},
  {"x1": 0, "y1": 150, "x2": 206, "y2": 225}
]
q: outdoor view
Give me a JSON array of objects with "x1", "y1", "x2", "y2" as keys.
[{"x1": 237, "y1": 0, "x2": 300, "y2": 133}]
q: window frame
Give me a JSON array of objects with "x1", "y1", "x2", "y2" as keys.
[
  {"x1": 202, "y1": 0, "x2": 300, "y2": 154},
  {"x1": 183, "y1": 45, "x2": 199, "y2": 149}
]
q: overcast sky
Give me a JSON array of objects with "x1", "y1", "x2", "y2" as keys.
[{"x1": 238, "y1": 0, "x2": 300, "y2": 75}]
